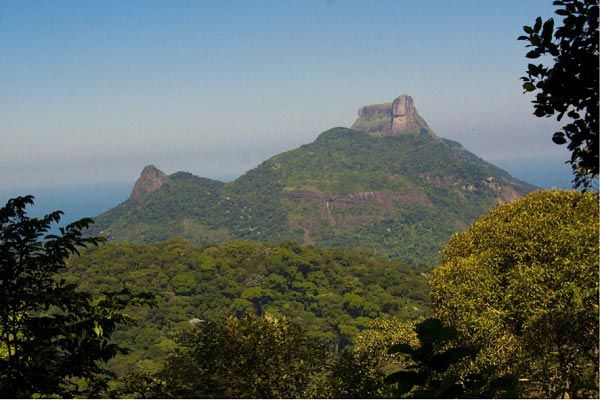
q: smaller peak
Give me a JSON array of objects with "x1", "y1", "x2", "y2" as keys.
[
  {"x1": 130, "y1": 165, "x2": 170, "y2": 200},
  {"x1": 140, "y1": 164, "x2": 163, "y2": 174}
]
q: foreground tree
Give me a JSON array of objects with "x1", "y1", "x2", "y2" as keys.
[
  {"x1": 429, "y1": 190, "x2": 599, "y2": 398},
  {"x1": 0, "y1": 196, "x2": 152, "y2": 397},
  {"x1": 325, "y1": 348, "x2": 390, "y2": 398},
  {"x1": 519, "y1": 0, "x2": 599, "y2": 188},
  {"x1": 385, "y1": 318, "x2": 519, "y2": 398},
  {"x1": 326, "y1": 317, "x2": 419, "y2": 398},
  {"x1": 156, "y1": 314, "x2": 328, "y2": 398}
]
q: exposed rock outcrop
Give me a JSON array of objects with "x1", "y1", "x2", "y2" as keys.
[
  {"x1": 358, "y1": 103, "x2": 393, "y2": 119},
  {"x1": 351, "y1": 94, "x2": 431, "y2": 136},
  {"x1": 130, "y1": 165, "x2": 170, "y2": 200},
  {"x1": 283, "y1": 187, "x2": 432, "y2": 228},
  {"x1": 392, "y1": 95, "x2": 419, "y2": 134}
]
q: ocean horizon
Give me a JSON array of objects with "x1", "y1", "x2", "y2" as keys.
[{"x1": 0, "y1": 157, "x2": 577, "y2": 232}]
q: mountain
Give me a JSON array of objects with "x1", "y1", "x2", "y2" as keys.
[{"x1": 90, "y1": 95, "x2": 536, "y2": 264}]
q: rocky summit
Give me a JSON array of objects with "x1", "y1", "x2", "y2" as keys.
[
  {"x1": 130, "y1": 165, "x2": 170, "y2": 200},
  {"x1": 351, "y1": 95, "x2": 431, "y2": 136},
  {"x1": 89, "y1": 95, "x2": 536, "y2": 264}
]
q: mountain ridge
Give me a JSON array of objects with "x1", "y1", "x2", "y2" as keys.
[{"x1": 90, "y1": 96, "x2": 536, "y2": 264}]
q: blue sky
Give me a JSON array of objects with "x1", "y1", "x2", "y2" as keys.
[{"x1": 1, "y1": 0, "x2": 571, "y2": 189}]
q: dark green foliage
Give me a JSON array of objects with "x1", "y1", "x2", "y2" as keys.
[
  {"x1": 65, "y1": 238, "x2": 429, "y2": 379},
  {"x1": 386, "y1": 318, "x2": 474, "y2": 398},
  {"x1": 0, "y1": 196, "x2": 153, "y2": 398},
  {"x1": 326, "y1": 348, "x2": 391, "y2": 398},
  {"x1": 121, "y1": 316, "x2": 399, "y2": 399},
  {"x1": 152, "y1": 315, "x2": 328, "y2": 398},
  {"x1": 90, "y1": 128, "x2": 535, "y2": 265},
  {"x1": 519, "y1": 0, "x2": 599, "y2": 188},
  {"x1": 386, "y1": 318, "x2": 518, "y2": 398}
]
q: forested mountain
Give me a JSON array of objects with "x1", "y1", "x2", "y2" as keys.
[
  {"x1": 64, "y1": 239, "x2": 429, "y2": 378},
  {"x1": 90, "y1": 95, "x2": 535, "y2": 264}
]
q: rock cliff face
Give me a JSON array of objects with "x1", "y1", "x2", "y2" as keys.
[
  {"x1": 351, "y1": 94, "x2": 431, "y2": 136},
  {"x1": 130, "y1": 165, "x2": 170, "y2": 200},
  {"x1": 392, "y1": 95, "x2": 422, "y2": 134}
]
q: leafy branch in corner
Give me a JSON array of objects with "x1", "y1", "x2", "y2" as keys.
[
  {"x1": 519, "y1": 0, "x2": 599, "y2": 189},
  {"x1": 385, "y1": 318, "x2": 518, "y2": 398}
]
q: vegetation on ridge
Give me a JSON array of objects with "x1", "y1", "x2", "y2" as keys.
[{"x1": 90, "y1": 127, "x2": 536, "y2": 265}]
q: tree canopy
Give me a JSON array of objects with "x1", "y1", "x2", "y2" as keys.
[
  {"x1": 152, "y1": 314, "x2": 328, "y2": 398},
  {"x1": 65, "y1": 239, "x2": 429, "y2": 379},
  {"x1": 429, "y1": 190, "x2": 599, "y2": 398},
  {"x1": 519, "y1": 0, "x2": 599, "y2": 188}
]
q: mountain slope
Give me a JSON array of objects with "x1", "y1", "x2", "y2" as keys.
[{"x1": 90, "y1": 96, "x2": 536, "y2": 264}]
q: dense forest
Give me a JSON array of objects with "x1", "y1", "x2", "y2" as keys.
[
  {"x1": 1, "y1": 190, "x2": 597, "y2": 398},
  {"x1": 64, "y1": 239, "x2": 430, "y2": 378}
]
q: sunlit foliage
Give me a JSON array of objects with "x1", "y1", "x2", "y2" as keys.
[{"x1": 429, "y1": 190, "x2": 599, "y2": 398}]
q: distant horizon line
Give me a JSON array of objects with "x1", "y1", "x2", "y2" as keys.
[{"x1": 1, "y1": 153, "x2": 576, "y2": 195}]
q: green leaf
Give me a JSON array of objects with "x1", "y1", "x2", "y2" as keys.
[
  {"x1": 526, "y1": 50, "x2": 540, "y2": 59},
  {"x1": 542, "y1": 18, "x2": 554, "y2": 41},
  {"x1": 429, "y1": 347, "x2": 475, "y2": 372},
  {"x1": 415, "y1": 318, "x2": 457, "y2": 344},
  {"x1": 552, "y1": 132, "x2": 567, "y2": 144},
  {"x1": 388, "y1": 342, "x2": 413, "y2": 355},
  {"x1": 488, "y1": 374, "x2": 519, "y2": 397},
  {"x1": 533, "y1": 16, "x2": 542, "y2": 32},
  {"x1": 385, "y1": 370, "x2": 426, "y2": 394},
  {"x1": 93, "y1": 322, "x2": 103, "y2": 337},
  {"x1": 523, "y1": 82, "x2": 536, "y2": 91}
]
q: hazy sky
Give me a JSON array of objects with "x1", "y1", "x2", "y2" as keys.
[{"x1": 1, "y1": 0, "x2": 571, "y2": 189}]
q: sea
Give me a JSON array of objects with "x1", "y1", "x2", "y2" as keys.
[{"x1": 0, "y1": 181, "x2": 134, "y2": 233}]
